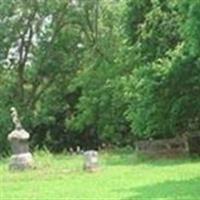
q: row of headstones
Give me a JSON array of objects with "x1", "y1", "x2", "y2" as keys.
[{"x1": 8, "y1": 107, "x2": 99, "y2": 172}]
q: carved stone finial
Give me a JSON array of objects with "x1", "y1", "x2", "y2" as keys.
[{"x1": 10, "y1": 107, "x2": 22, "y2": 130}]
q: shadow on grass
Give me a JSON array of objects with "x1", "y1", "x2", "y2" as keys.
[{"x1": 122, "y1": 177, "x2": 200, "y2": 200}]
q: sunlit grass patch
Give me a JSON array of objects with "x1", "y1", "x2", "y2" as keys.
[{"x1": 1, "y1": 151, "x2": 200, "y2": 200}]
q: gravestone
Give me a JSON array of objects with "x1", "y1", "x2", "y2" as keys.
[
  {"x1": 8, "y1": 107, "x2": 34, "y2": 170},
  {"x1": 83, "y1": 150, "x2": 99, "y2": 172}
]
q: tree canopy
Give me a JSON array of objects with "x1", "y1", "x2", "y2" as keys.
[{"x1": 0, "y1": 0, "x2": 200, "y2": 155}]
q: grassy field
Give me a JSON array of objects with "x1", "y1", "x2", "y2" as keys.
[{"x1": 1, "y1": 150, "x2": 200, "y2": 200}]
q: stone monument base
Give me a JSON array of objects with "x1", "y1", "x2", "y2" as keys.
[{"x1": 9, "y1": 153, "x2": 34, "y2": 171}]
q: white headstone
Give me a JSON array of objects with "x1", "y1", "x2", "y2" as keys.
[{"x1": 83, "y1": 150, "x2": 99, "y2": 172}]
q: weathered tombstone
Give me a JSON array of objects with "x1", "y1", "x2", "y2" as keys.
[
  {"x1": 8, "y1": 107, "x2": 34, "y2": 170},
  {"x1": 83, "y1": 150, "x2": 99, "y2": 172}
]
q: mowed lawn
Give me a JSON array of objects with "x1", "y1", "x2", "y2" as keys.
[{"x1": 1, "y1": 151, "x2": 200, "y2": 200}]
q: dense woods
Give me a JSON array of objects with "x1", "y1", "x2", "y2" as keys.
[{"x1": 1, "y1": 0, "x2": 200, "y2": 155}]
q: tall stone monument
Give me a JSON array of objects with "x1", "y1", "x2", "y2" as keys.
[{"x1": 8, "y1": 107, "x2": 34, "y2": 170}]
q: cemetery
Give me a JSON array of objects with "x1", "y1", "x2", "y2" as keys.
[
  {"x1": 1, "y1": 0, "x2": 200, "y2": 199},
  {"x1": 1, "y1": 107, "x2": 200, "y2": 199}
]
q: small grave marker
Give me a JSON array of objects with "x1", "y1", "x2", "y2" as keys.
[{"x1": 83, "y1": 150, "x2": 99, "y2": 172}]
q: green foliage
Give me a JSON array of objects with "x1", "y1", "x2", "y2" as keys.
[
  {"x1": 181, "y1": 0, "x2": 200, "y2": 56},
  {"x1": 121, "y1": 0, "x2": 200, "y2": 138},
  {"x1": 1, "y1": 0, "x2": 200, "y2": 154}
]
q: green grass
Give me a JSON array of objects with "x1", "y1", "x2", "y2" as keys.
[{"x1": 1, "y1": 150, "x2": 200, "y2": 200}]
